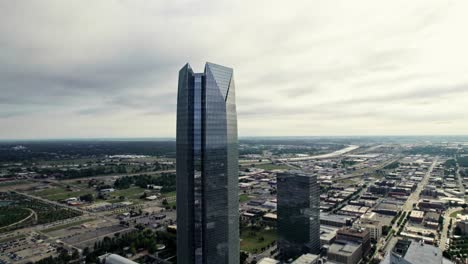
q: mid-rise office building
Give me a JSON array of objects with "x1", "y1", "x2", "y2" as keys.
[
  {"x1": 176, "y1": 62, "x2": 239, "y2": 264},
  {"x1": 353, "y1": 213, "x2": 382, "y2": 241},
  {"x1": 336, "y1": 227, "x2": 371, "y2": 258},
  {"x1": 327, "y1": 241, "x2": 362, "y2": 264},
  {"x1": 277, "y1": 171, "x2": 320, "y2": 260}
]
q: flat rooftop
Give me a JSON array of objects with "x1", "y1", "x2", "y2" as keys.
[
  {"x1": 328, "y1": 241, "x2": 361, "y2": 256},
  {"x1": 380, "y1": 239, "x2": 446, "y2": 264},
  {"x1": 292, "y1": 253, "x2": 320, "y2": 264}
]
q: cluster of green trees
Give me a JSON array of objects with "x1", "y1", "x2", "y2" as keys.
[
  {"x1": 396, "y1": 211, "x2": 407, "y2": 226},
  {"x1": 458, "y1": 156, "x2": 468, "y2": 167},
  {"x1": 114, "y1": 173, "x2": 176, "y2": 193},
  {"x1": 397, "y1": 212, "x2": 410, "y2": 235},
  {"x1": 0, "y1": 207, "x2": 30, "y2": 228},
  {"x1": 382, "y1": 225, "x2": 392, "y2": 236},
  {"x1": 83, "y1": 229, "x2": 176, "y2": 263},
  {"x1": 443, "y1": 236, "x2": 468, "y2": 260},
  {"x1": 390, "y1": 211, "x2": 402, "y2": 225},
  {"x1": 439, "y1": 215, "x2": 444, "y2": 230},
  {"x1": 27, "y1": 161, "x2": 174, "y2": 180},
  {"x1": 0, "y1": 141, "x2": 177, "y2": 162},
  {"x1": 33, "y1": 204, "x2": 81, "y2": 224},
  {"x1": 79, "y1": 193, "x2": 94, "y2": 202},
  {"x1": 445, "y1": 159, "x2": 457, "y2": 168},
  {"x1": 33, "y1": 165, "x2": 127, "y2": 180},
  {"x1": 341, "y1": 160, "x2": 358, "y2": 167},
  {"x1": 405, "y1": 146, "x2": 458, "y2": 156},
  {"x1": 35, "y1": 248, "x2": 80, "y2": 264},
  {"x1": 3, "y1": 193, "x2": 82, "y2": 225}
]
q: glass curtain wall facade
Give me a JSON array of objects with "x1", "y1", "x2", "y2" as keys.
[
  {"x1": 277, "y1": 170, "x2": 321, "y2": 261},
  {"x1": 177, "y1": 62, "x2": 239, "y2": 264}
]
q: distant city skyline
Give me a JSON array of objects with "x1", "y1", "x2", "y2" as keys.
[{"x1": 1, "y1": 1, "x2": 468, "y2": 139}]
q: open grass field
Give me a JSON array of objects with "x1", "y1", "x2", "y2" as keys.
[
  {"x1": 240, "y1": 227, "x2": 276, "y2": 253},
  {"x1": 239, "y1": 194, "x2": 252, "y2": 203},
  {"x1": 33, "y1": 186, "x2": 94, "y2": 201},
  {"x1": 110, "y1": 187, "x2": 146, "y2": 200},
  {"x1": 0, "y1": 192, "x2": 82, "y2": 232},
  {"x1": 0, "y1": 180, "x2": 30, "y2": 187},
  {"x1": 161, "y1": 191, "x2": 176, "y2": 198},
  {"x1": 450, "y1": 210, "x2": 465, "y2": 218}
]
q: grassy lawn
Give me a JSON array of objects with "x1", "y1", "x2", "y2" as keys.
[
  {"x1": 254, "y1": 163, "x2": 290, "y2": 171},
  {"x1": 111, "y1": 187, "x2": 146, "y2": 200},
  {"x1": 450, "y1": 210, "x2": 465, "y2": 218},
  {"x1": 239, "y1": 194, "x2": 252, "y2": 203},
  {"x1": 34, "y1": 187, "x2": 68, "y2": 197},
  {"x1": 240, "y1": 227, "x2": 276, "y2": 253},
  {"x1": 167, "y1": 200, "x2": 176, "y2": 208},
  {"x1": 46, "y1": 190, "x2": 94, "y2": 201},
  {"x1": 34, "y1": 187, "x2": 95, "y2": 201},
  {"x1": 0, "y1": 180, "x2": 29, "y2": 187},
  {"x1": 161, "y1": 191, "x2": 176, "y2": 198},
  {"x1": 341, "y1": 179, "x2": 358, "y2": 185}
]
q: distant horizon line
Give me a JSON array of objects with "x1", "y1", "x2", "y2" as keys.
[{"x1": 1, "y1": 134, "x2": 468, "y2": 142}]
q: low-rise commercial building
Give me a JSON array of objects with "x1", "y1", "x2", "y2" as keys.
[
  {"x1": 291, "y1": 253, "x2": 320, "y2": 264},
  {"x1": 327, "y1": 241, "x2": 362, "y2": 264},
  {"x1": 320, "y1": 213, "x2": 353, "y2": 227},
  {"x1": 380, "y1": 239, "x2": 448, "y2": 264},
  {"x1": 353, "y1": 213, "x2": 382, "y2": 241},
  {"x1": 336, "y1": 227, "x2": 371, "y2": 257},
  {"x1": 320, "y1": 225, "x2": 339, "y2": 246},
  {"x1": 98, "y1": 254, "x2": 139, "y2": 264},
  {"x1": 409, "y1": 210, "x2": 425, "y2": 223}
]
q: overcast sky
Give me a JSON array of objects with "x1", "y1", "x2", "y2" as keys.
[{"x1": 1, "y1": 0, "x2": 467, "y2": 139}]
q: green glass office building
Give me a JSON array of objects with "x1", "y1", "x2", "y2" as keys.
[{"x1": 277, "y1": 170, "x2": 321, "y2": 260}]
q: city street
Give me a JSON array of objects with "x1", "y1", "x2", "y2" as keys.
[{"x1": 376, "y1": 157, "x2": 438, "y2": 256}]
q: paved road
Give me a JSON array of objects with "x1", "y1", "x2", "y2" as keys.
[
  {"x1": 247, "y1": 245, "x2": 277, "y2": 263},
  {"x1": 440, "y1": 207, "x2": 462, "y2": 251},
  {"x1": 340, "y1": 156, "x2": 403, "y2": 180},
  {"x1": 11, "y1": 191, "x2": 88, "y2": 214},
  {"x1": 376, "y1": 157, "x2": 438, "y2": 257},
  {"x1": 455, "y1": 162, "x2": 465, "y2": 202},
  {"x1": 403, "y1": 157, "x2": 438, "y2": 211}
]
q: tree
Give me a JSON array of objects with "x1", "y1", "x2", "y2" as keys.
[
  {"x1": 71, "y1": 249, "x2": 80, "y2": 259},
  {"x1": 79, "y1": 193, "x2": 94, "y2": 202},
  {"x1": 130, "y1": 245, "x2": 137, "y2": 255},
  {"x1": 240, "y1": 251, "x2": 249, "y2": 264}
]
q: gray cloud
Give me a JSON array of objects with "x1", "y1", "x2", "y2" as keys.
[{"x1": 1, "y1": 0, "x2": 468, "y2": 138}]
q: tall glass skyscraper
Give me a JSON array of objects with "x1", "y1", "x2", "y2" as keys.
[
  {"x1": 176, "y1": 62, "x2": 239, "y2": 264},
  {"x1": 277, "y1": 170, "x2": 320, "y2": 261}
]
